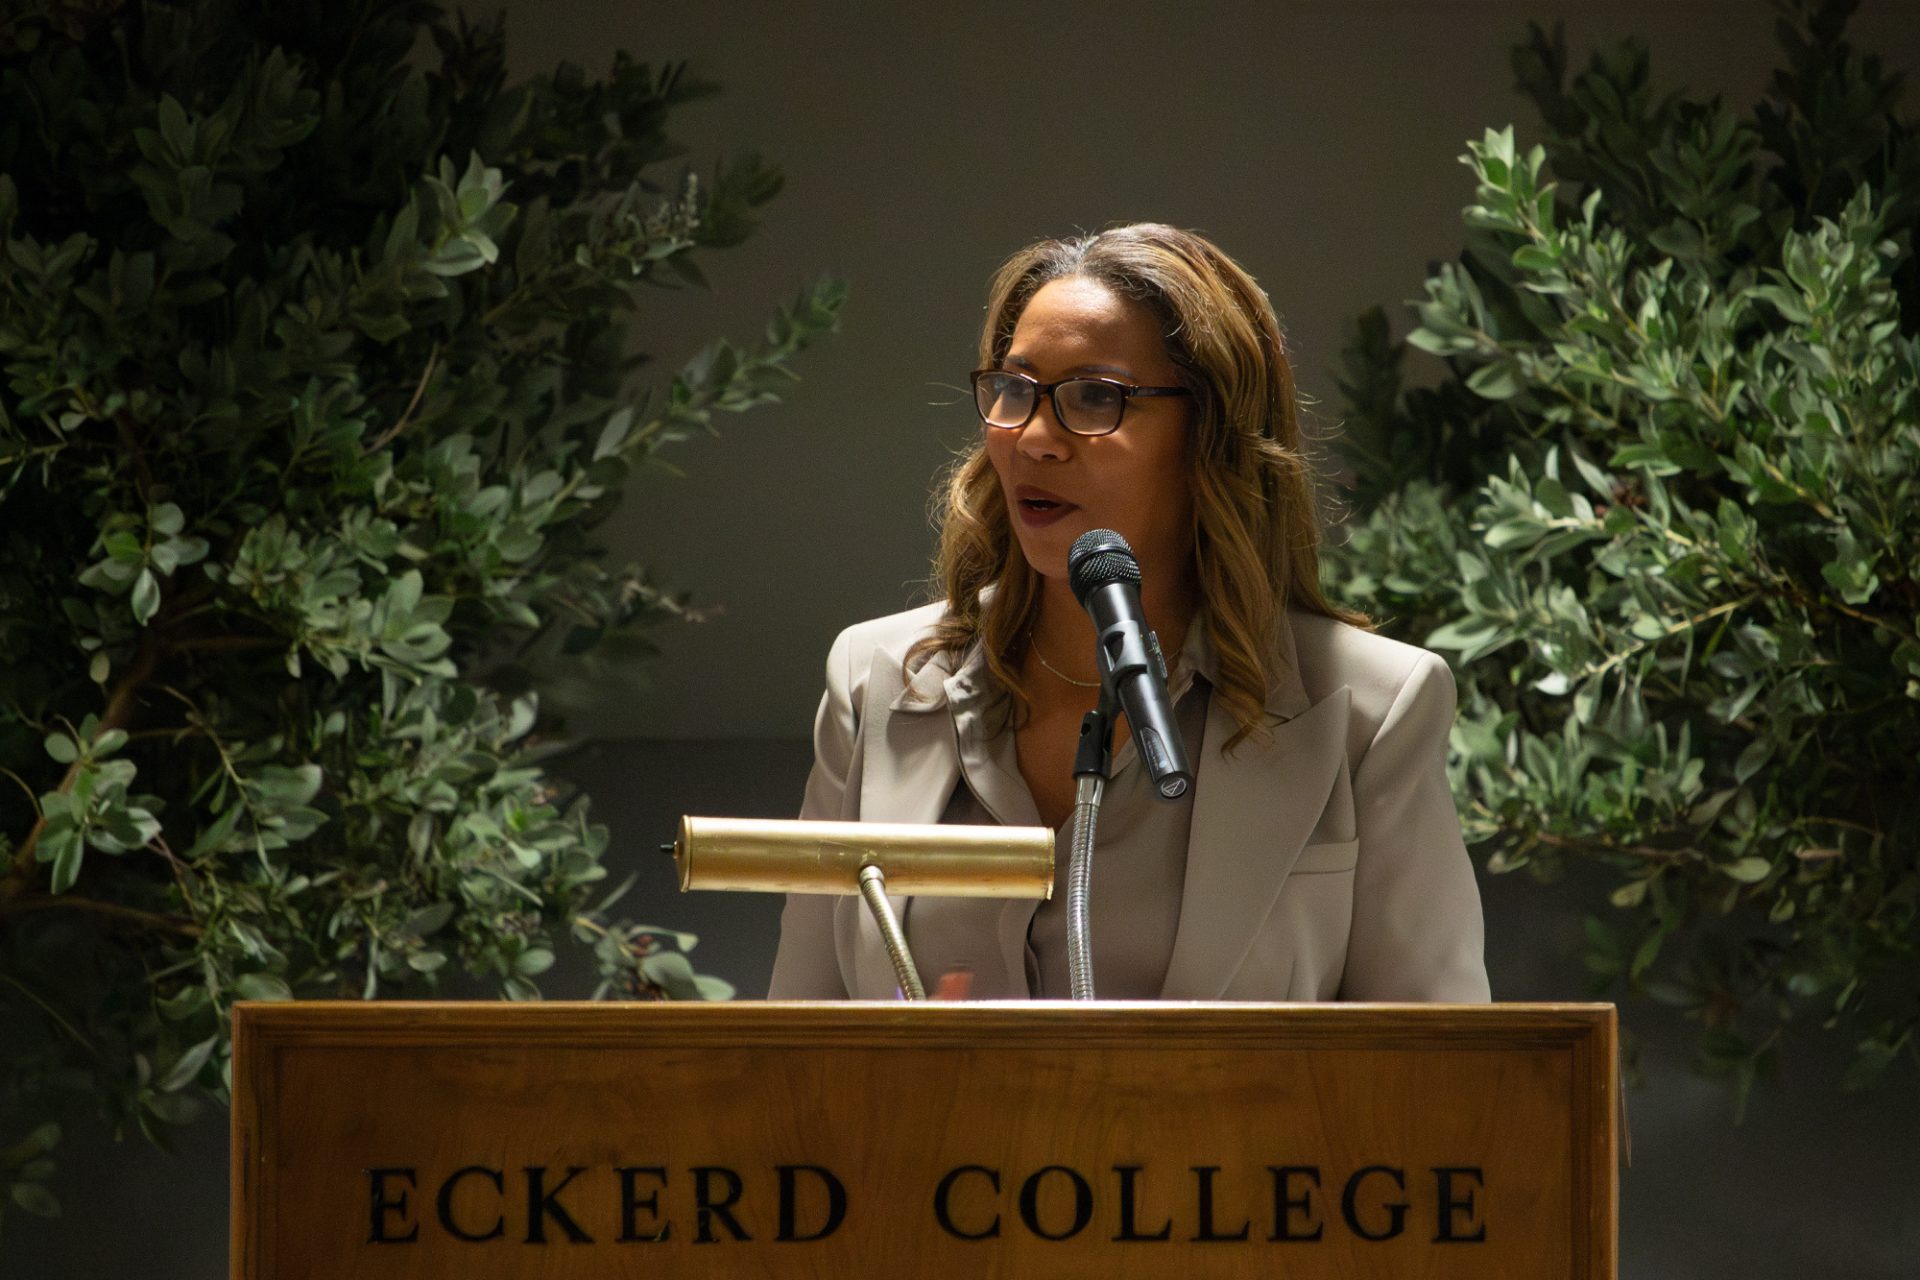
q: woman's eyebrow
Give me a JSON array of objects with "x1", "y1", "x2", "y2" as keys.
[{"x1": 1001, "y1": 354, "x2": 1135, "y2": 377}]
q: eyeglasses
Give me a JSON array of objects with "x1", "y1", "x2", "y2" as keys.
[{"x1": 970, "y1": 369, "x2": 1191, "y2": 437}]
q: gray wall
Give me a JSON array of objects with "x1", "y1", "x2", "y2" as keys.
[{"x1": 9, "y1": 2, "x2": 1920, "y2": 1276}]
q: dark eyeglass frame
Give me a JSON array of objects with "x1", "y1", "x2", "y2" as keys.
[{"x1": 969, "y1": 368, "x2": 1191, "y2": 437}]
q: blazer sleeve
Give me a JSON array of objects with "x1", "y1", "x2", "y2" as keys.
[
  {"x1": 1338, "y1": 651, "x2": 1491, "y2": 1002},
  {"x1": 766, "y1": 626, "x2": 858, "y2": 999}
]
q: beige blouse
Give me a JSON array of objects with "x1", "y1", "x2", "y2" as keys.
[{"x1": 909, "y1": 625, "x2": 1215, "y2": 999}]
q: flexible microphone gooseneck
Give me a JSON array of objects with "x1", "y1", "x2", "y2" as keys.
[{"x1": 1066, "y1": 529, "x2": 1193, "y2": 800}]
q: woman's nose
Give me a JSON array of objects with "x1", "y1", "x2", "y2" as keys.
[{"x1": 1014, "y1": 396, "x2": 1075, "y2": 461}]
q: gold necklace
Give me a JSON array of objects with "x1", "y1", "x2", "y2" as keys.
[
  {"x1": 1028, "y1": 633, "x2": 1183, "y2": 690},
  {"x1": 1030, "y1": 638, "x2": 1101, "y2": 689}
]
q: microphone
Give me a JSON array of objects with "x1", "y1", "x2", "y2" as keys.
[{"x1": 1066, "y1": 530, "x2": 1193, "y2": 799}]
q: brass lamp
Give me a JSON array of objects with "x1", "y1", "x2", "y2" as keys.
[{"x1": 671, "y1": 817, "x2": 1055, "y2": 1000}]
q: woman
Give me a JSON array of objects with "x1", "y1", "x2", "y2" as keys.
[{"x1": 768, "y1": 224, "x2": 1488, "y2": 1003}]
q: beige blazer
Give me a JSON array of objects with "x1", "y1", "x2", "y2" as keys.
[{"x1": 767, "y1": 602, "x2": 1489, "y2": 1003}]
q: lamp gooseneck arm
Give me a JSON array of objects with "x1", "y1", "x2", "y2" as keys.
[{"x1": 857, "y1": 863, "x2": 925, "y2": 1001}]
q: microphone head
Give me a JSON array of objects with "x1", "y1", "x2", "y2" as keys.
[{"x1": 1068, "y1": 528, "x2": 1141, "y2": 607}]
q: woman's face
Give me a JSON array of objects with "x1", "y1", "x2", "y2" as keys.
[{"x1": 984, "y1": 275, "x2": 1197, "y2": 590}]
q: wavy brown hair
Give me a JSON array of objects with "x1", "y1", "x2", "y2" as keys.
[{"x1": 910, "y1": 223, "x2": 1368, "y2": 749}]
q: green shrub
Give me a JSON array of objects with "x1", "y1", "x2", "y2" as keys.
[
  {"x1": 0, "y1": 0, "x2": 842, "y2": 1235},
  {"x1": 1328, "y1": 0, "x2": 1917, "y2": 1111}
]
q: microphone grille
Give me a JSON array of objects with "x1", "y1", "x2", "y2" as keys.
[{"x1": 1068, "y1": 528, "x2": 1140, "y2": 605}]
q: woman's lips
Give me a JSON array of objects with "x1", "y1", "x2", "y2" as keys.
[{"x1": 1014, "y1": 486, "x2": 1079, "y2": 529}]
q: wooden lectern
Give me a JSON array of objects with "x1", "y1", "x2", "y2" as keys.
[{"x1": 232, "y1": 1001, "x2": 1616, "y2": 1278}]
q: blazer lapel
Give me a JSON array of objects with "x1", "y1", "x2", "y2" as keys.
[
  {"x1": 845, "y1": 645, "x2": 970, "y2": 998},
  {"x1": 1159, "y1": 616, "x2": 1352, "y2": 1000},
  {"x1": 859, "y1": 645, "x2": 961, "y2": 823}
]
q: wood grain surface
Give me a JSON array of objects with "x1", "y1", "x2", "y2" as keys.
[{"x1": 232, "y1": 1001, "x2": 1616, "y2": 1279}]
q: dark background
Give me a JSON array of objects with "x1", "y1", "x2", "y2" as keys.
[{"x1": 7, "y1": 2, "x2": 1920, "y2": 1275}]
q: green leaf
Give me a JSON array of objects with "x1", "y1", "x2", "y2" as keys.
[
  {"x1": 149, "y1": 502, "x2": 184, "y2": 536},
  {"x1": 1483, "y1": 519, "x2": 1543, "y2": 550},
  {"x1": 251, "y1": 763, "x2": 323, "y2": 806},
  {"x1": 692, "y1": 975, "x2": 736, "y2": 1001},
  {"x1": 143, "y1": 1090, "x2": 202, "y2": 1126},
  {"x1": 1820, "y1": 554, "x2": 1879, "y2": 605},
  {"x1": 495, "y1": 524, "x2": 541, "y2": 562},
  {"x1": 10, "y1": 1182, "x2": 60, "y2": 1218},
  {"x1": 594, "y1": 409, "x2": 635, "y2": 460},
  {"x1": 385, "y1": 569, "x2": 423, "y2": 618},
  {"x1": 639, "y1": 949, "x2": 700, "y2": 1000},
  {"x1": 48, "y1": 839, "x2": 84, "y2": 894},
  {"x1": 1720, "y1": 857, "x2": 1772, "y2": 884},
  {"x1": 13, "y1": 1123, "x2": 61, "y2": 1160},
  {"x1": 400, "y1": 902, "x2": 455, "y2": 938},
  {"x1": 1465, "y1": 360, "x2": 1521, "y2": 401},
  {"x1": 1630, "y1": 930, "x2": 1663, "y2": 979},
  {"x1": 233, "y1": 973, "x2": 293, "y2": 1002},
  {"x1": 130, "y1": 568, "x2": 161, "y2": 625},
  {"x1": 1568, "y1": 448, "x2": 1613, "y2": 498},
  {"x1": 1629, "y1": 614, "x2": 1668, "y2": 641},
  {"x1": 185, "y1": 803, "x2": 244, "y2": 859},
  {"x1": 1734, "y1": 738, "x2": 1773, "y2": 784},
  {"x1": 1610, "y1": 443, "x2": 1679, "y2": 475},
  {"x1": 155, "y1": 1034, "x2": 219, "y2": 1092},
  {"x1": 1425, "y1": 617, "x2": 1500, "y2": 651},
  {"x1": 44, "y1": 733, "x2": 78, "y2": 764}
]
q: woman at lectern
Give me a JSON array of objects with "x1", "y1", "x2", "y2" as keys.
[{"x1": 768, "y1": 224, "x2": 1488, "y2": 1003}]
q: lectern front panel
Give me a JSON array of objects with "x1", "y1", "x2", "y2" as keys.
[{"x1": 232, "y1": 1002, "x2": 1615, "y2": 1278}]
